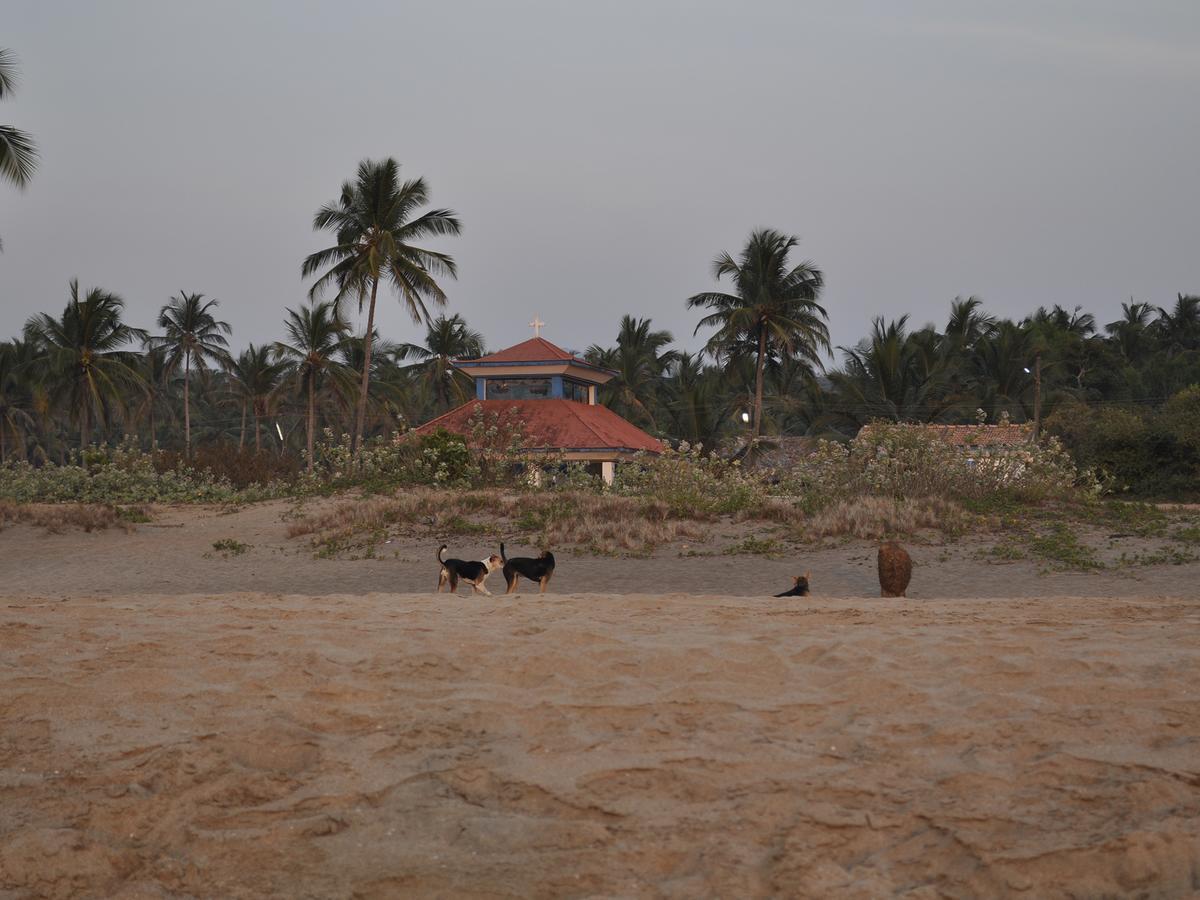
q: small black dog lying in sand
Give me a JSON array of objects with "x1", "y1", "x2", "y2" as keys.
[
  {"x1": 500, "y1": 543, "x2": 556, "y2": 594},
  {"x1": 774, "y1": 572, "x2": 811, "y2": 597},
  {"x1": 437, "y1": 545, "x2": 504, "y2": 595}
]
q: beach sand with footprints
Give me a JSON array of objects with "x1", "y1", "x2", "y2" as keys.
[{"x1": 2, "y1": 505, "x2": 1199, "y2": 896}]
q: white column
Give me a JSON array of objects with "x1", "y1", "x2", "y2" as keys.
[
  {"x1": 588, "y1": 385, "x2": 597, "y2": 405},
  {"x1": 601, "y1": 461, "x2": 615, "y2": 486}
]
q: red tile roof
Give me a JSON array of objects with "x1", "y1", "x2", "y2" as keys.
[
  {"x1": 465, "y1": 337, "x2": 583, "y2": 365},
  {"x1": 414, "y1": 400, "x2": 664, "y2": 453}
]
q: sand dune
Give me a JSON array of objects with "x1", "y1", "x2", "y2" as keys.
[{"x1": 2, "y1": 590, "x2": 1198, "y2": 897}]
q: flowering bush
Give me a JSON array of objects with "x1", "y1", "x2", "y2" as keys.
[
  {"x1": 612, "y1": 442, "x2": 768, "y2": 517},
  {"x1": 780, "y1": 421, "x2": 1096, "y2": 507},
  {"x1": 0, "y1": 442, "x2": 281, "y2": 504}
]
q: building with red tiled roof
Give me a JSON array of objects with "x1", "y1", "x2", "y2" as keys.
[{"x1": 412, "y1": 326, "x2": 664, "y2": 483}]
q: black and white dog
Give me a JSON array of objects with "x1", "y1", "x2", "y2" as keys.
[
  {"x1": 500, "y1": 543, "x2": 556, "y2": 595},
  {"x1": 774, "y1": 572, "x2": 811, "y2": 597},
  {"x1": 437, "y1": 545, "x2": 504, "y2": 595}
]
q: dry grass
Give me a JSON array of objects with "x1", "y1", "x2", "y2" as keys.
[
  {"x1": 796, "y1": 496, "x2": 973, "y2": 541},
  {"x1": 0, "y1": 501, "x2": 149, "y2": 534},
  {"x1": 287, "y1": 489, "x2": 709, "y2": 557}
]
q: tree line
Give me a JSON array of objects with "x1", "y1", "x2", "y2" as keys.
[{"x1": 1, "y1": 145, "x2": 1197, "y2": 477}]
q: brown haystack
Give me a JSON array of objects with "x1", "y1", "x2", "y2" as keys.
[{"x1": 878, "y1": 541, "x2": 913, "y2": 597}]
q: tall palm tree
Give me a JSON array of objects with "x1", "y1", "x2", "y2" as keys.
[
  {"x1": 302, "y1": 158, "x2": 461, "y2": 453},
  {"x1": 24, "y1": 280, "x2": 146, "y2": 447},
  {"x1": 394, "y1": 313, "x2": 484, "y2": 416},
  {"x1": 0, "y1": 49, "x2": 37, "y2": 251},
  {"x1": 274, "y1": 301, "x2": 350, "y2": 471},
  {"x1": 224, "y1": 344, "x2": 286, "y2": 452},
  {"x1": 586, "y1": 316, "x2": 677, "y2": 428},
  {"x1": 145, "y1": 292, "x2": 231, "y2": 456},
  {"x1": 687, "y1": 229, "x2": 827, "y2": 440}
]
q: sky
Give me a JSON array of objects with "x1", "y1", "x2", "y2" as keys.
[{"x1": 1, "y1": 0, "x2": 1198, "y2": 363}]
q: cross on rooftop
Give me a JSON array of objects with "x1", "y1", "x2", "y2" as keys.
[{"x1": 529, "y1": 315, "x2": 545, "y2": 337}]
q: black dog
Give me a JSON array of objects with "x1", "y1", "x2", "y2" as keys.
[
  {"x1": 437, "y1": 545, "x2": 503, "y2": 595},
  {"x1": 774, "y1": 572, "x2": 811, "y2": 597},
  {"x1": 500, "y1": 543, "x2": 556, "y2": 595}
]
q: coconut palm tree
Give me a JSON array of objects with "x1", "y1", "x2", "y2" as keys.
[
  {"x1": 0, "y1": 340, "x2": 35, "y2": 462},
  {"x1": 0, "y1": 49, "x2": 38, "y2": 251},
  {"x1": 302, "y1": 158, "x2": 461, "y2": 453},
  {"x1": 145, "y1": 292, "x2": 231, "y2": 456},
  {"x1": 274, "y1": 301, "x2": 350, "y2": 471},
  {"x1": 1105, "y1": 301, "x2": 1157, "y2": 364},
  {"x1": 224, "y1": 344, "x2": 286, "y2": 452},
  {"x1": 586, "y1": 316, "x2": 677, "y2": 428},
  {"x1": 1153, "y1": 294, "x2": 1200, "y2": 354},
  {"x1": 394, "y1": 313, "x2": 484, "y2": 417},
  {"x1": 660, "y1": 352, "x2": 733, "y2": 447},
  {"x1": 687, "y1": 229, "x2": 827, "y2": 440},
  {"x1": 24, "y1": 281, "x2": 146, "y2": 447},
  {"x1": 129, "y1": 345, "x2": 175, "y2": 451},
  {"x1": 828, "y1": 317, "x2": 951, "y2": 426}
]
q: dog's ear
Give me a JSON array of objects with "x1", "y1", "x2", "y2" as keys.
[{"x1": 803, "y1": 570, "x2": 811, "y2": 581}]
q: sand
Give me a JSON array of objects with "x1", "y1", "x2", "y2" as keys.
[
  {"x1": 0, "y1": 589, "x2": 1197, "y2": 898},
  {"x1": 2, "y1": 506, "x2": 1200, "y2": 897}
]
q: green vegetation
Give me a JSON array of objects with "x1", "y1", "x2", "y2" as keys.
[{"x1": 210, "y1": 538, "x2": 250, "y2": 557}]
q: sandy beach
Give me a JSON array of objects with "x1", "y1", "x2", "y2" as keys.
[
  {"x1": 1, "y1": 589, "x2": 1198, "y2": 897},
  {"x1": 2, "y1": 507, "x2": 1200, "y2": 897}
]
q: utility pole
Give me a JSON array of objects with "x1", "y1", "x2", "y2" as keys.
[{"x1": 1032, "y1": 352, "x2": 1042, "y2": 442}]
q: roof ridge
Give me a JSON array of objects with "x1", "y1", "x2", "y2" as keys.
[{"x1": 560, "y1": 398, "x2": 609, "y2": 445}]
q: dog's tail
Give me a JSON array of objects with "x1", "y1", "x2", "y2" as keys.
[
  {"x1": 437, "y1": 544, "x2": 448, "y2": 563},
  {"x1": 500, "y1": 542, "x2": 507, "y2": 563}
]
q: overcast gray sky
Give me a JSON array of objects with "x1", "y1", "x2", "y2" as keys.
[{"x1": 2, "y1": 0, "x2": 1197, "y2": 361}]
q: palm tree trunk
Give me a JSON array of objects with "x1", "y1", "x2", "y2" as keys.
[
  {"x1": 239, "y1": 402, "x2": 246, "y2": 449},
  {"x1": 184, "y1": 351, "x2": 192, "y2": 457},
  {"x1": 306, "y1": 377, "x2": 315, "y2": 474},
  {"x1": 753, "y1": 326, "x2": 767, "y2": 440},
  {"x1": 254, "y1": 409, "x2": 261, "y2": 453},
  {"x1": 353, "y1": 277, "x2": 380, "y2": 456}
]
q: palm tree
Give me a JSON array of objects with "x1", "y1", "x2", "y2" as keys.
[
  {"x1": 945, "y1": 296, "x2": 996, "y2": 349},
  {"x1": 274, "y1": 301, "x2": 350, "y2": 471},
  {"x1": 586, "y1": 316, "x2": 677, "y2": 428},
  {"x1": 1153, "y1": 294, "x2": 1200, "y2": 354},
  {"x1": 0, "y1": 340, "x2": 35, "y2": 462},
  {"x1": 130, "y1": 345, "x2": 175, "y2": 450},
  {"x1": 145, "y1": 292, "x2": 231, "y2": 456},
  {"x1": 394, "y1": 313, "x2": 484, "y2": 416},
  {"x1": 224, "y1": 345, "x2": 286, "y2": 452},
  {"x1": 24, "y1": 280, "x2": 146, "y2": 447},
  {"x1": 302, "y1": 158, "x2": 461, "y2": 453},
  {"x1": 687, "y1": 229, "x2": 827, "y2": 440},
  {"x1": 660, "y1": 352, "x2": 733, "y2": 446},
  {"x1": 0, "y1": 49, "x2": 38, "y2": 251},
  {"x1": 829, "y1": 317, "x2": 950, "y2": 425},
  {"x1": 1105, "y1": 301, "x2": 1157, "y2": 365}
]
